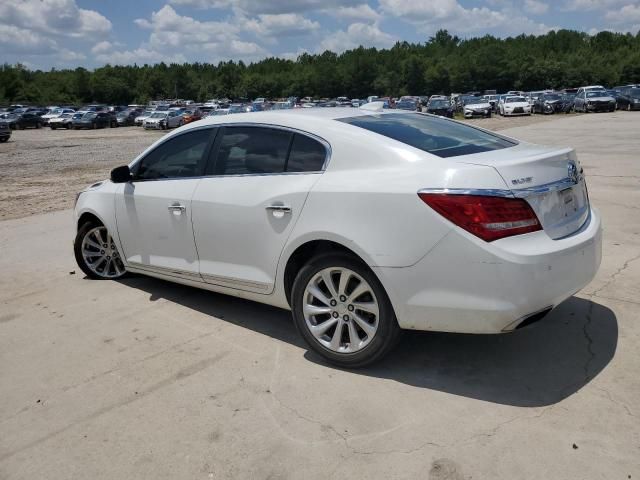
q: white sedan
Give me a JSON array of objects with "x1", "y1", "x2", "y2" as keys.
[
  {"x1": 143, "y1": 111, "x2": 184, "y2": 130},
  {"x1": 499, "y1": 95, "x2": 532, "y2": 116},
  {"x1": 73, "y1": 105, "x2": 602, "y2": 367}
]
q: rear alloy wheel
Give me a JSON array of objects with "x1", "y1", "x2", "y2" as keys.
[
  {"x1": 292, "y1": 254, "x2": 401, "y2": 367},
  {"x1": 74, "y1": 223, "x2": 126, "y2": 280}
]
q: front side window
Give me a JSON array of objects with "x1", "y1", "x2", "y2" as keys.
[
  {"x1": 338, "y1": 113, "x2": 516, "y2": 158},
  {"x1": 134, "y1": 128, "x2": 214, "y2": 180},
  {"x1": 208, "y1": 127, "x2": 292, "y2": 175}
]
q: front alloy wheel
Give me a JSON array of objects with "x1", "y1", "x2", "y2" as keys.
[
  {"x1": 292, "y1": 254, "x2": 401, "y2": 367},
  {"x1": 74, "y1": 223, "x2": 126, "y2": 279}
]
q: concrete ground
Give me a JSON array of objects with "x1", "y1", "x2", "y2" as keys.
[{"x1": 1, "y1": 112, "x2": 639, "y2": 480}]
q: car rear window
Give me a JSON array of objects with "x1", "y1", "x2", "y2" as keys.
[{"x1": 338, "y1": 113, "x2": 517, "y2": 158}]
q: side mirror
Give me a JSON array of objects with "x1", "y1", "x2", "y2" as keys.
[{"x1": 110, "y1": 165, "x2": 132, "y2": 183}]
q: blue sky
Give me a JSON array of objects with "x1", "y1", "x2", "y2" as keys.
[{"x1": 1, "y1": 0, "x2": 639, "y2": 70}]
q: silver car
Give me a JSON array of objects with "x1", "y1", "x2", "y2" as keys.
[{"x1": 574, "y1": 91, "x2": 616, "y2": 113}]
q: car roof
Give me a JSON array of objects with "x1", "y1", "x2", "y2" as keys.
[{"x1": 170, "y1": 107, "x2": 428, "y2": 139}]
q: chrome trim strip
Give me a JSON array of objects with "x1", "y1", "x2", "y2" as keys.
[
  {"x1": 127, "y1": 261, "x2": 203, "y2": 279},
  {"x1": 200, "y1": 273, "x2": 271, "y2": 291},
  {"x1": 129, "y1": 122, "x2": 332, "y2": 181},
  {"x1": 417, "y1": 188, "x2": 514, "y2": 197},
  {"x1": 126, "y1": 261, "x2": 271, "y2": 292},
  {"x1": 511, "y1": 177, "x2": 582, "y2": 198},
  {"x1": 418, "y1": 177, "x2": 583, "y2": 199}
]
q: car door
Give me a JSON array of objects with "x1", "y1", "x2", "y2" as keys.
[
  {"x1": 191, "y1": 126, "x2": 328, "y2": 293},
  {"x1": 114, "y1": 127, "x2": 216, "y2": 276}
]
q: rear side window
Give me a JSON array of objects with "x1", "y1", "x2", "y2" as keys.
[
  {"x1": 286, "y1": 134, "x2": 326, "y2": 172},
  {"x1": 338, "y1": 113, "x2": 516, "y2": 158},
  {"x1": 135, "y1": 128, "x2": 213, "y2": 180}
]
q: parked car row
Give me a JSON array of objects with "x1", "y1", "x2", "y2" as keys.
[{"x1": 2, "y1": 83, "x2": 639, "y2": 138}]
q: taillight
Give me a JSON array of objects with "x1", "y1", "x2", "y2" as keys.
[{"x1": 418, "y1": 193, "x2": 541, "y2": 242}]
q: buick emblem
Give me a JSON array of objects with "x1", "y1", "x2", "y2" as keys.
[{"x1": 567, "y1": 161, "x2": 579, "y2": 184}]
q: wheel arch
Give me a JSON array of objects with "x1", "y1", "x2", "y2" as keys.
[
  {"x1": 77, "y1": 211, "x2": 104, "y2": 230},
  {"x1": 281, "y1": 237, "x2": 375, "y2": 307}
]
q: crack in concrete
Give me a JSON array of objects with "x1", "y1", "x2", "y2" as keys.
[
  {"x1": 594, "y1": 387, "x2": 636, "y2": 418},
  {"x1": 591, "y1": 252, "x2": 640, "y2": 298},
  {"x1": 454, "y1": 407, "x2": 554, "y2": 447},
  {"x1": 582, "y1": 301, "x2": 596, "y2": 382}
]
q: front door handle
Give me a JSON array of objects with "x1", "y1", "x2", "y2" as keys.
[{"x1": 168, "y1": 203, "x2": 186, "y2": 215}]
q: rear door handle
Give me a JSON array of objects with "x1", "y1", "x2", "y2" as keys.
[
  {"x1": 266, "y1": 205, "x2": 292, "y2": 213},
  {"x1": 168, "y1": 203, "x2": 186, "y2": 215}
]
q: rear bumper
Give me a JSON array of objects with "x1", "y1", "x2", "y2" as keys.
[{"x1": 375, "y1": 207, "x2": 602, "y2": 334}]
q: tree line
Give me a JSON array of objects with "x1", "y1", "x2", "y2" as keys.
[{"x1": 1, "y1": 29, "x2": 640, "y2": 106}]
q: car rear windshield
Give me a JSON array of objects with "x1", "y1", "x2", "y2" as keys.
[{"x1": 338, "y1": 113, "x2": 517, "y2": 158}]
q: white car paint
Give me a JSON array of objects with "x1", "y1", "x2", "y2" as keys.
[
  {"x1": 499, "y1": 96, "x2": 532, "y2": 116},
  {"x1": 75, "y1": 108, "x2": 601, "y2": 337}
]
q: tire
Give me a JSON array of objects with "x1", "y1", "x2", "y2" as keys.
[
  {"x1": 51, "y1": 126, "x2": 56, "y2": 130},
  {"x1": 66, "y1": 123, "x2": 71, "y2": 129},
  {"x1": 0, "y1": 137, "x2": 7, "y2": 143},
  {"x1": 74, "y1": 221, "x2": 127, "y2": 280},
  {"x1": 92, "y1": 123, "x2": 96, "y2": 129},
  {"x1": 291, "y1": 253, "x2": 402, "y2": 368}
]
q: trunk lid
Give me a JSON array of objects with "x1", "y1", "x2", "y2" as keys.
[{"x1": 456, "y1": 142, "x2": 590, "y2": 239}]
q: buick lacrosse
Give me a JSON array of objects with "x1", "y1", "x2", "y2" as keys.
[{"x1": 73, "y1": 104, "x2": 602, "y2": 367}]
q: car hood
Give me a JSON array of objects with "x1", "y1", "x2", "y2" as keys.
[
  {"x1": 587, "y1": 96, "x2": 615, "y2": 101},
  {"x1": 465, "y1": 102, "x2": 491, "y2": 109}
]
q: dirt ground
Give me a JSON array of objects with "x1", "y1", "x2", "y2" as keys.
[
  {"x1": 0, "y1": 113, "x2": 572, "y2": 221},
  {"x1": 0, "y1": 127, "x2": 165, "y2": 220}
]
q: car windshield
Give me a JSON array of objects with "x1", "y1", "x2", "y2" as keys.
[
  {"x1": 586, "y1": 92, "x2": 606, "y2": 98},
  {"x1": 59, "y1": 113, "x2": 73, "y2": 118},
  {"x1": 465, "y1": 98, "x2": 485, "y2": 105},
  {"x1": 150, "y1": 112, "x2": 166, "y2": 118},
  {"x1": 506, "y1": 97, "x2": 526, "y2": 103},
  {"x1": 429, "y1": 100, "x2": 450, "y2": 108},
  {"x1": 629, "y1": 89, "x2": 640, "y2": 98},
  {"x1": 83, "y1": 113, "x2": 96, "y2": 119},
  {"x1": 543, "y1": 94, "x2": 562, "y2": 100},
  {"x1": 338, "y1": 113, "x2": 517, "y2": 158}
]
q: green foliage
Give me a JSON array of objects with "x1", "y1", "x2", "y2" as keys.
[{"x1": 1, "y1": 29, "x2": 639, "y2": 105}]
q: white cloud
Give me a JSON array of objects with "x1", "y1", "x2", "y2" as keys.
[
  {"x1": 0, "y1": 0, "x2": 111, "y2": 38},
  {"x1": 126, "y1": 5, "x2": 268, "y2": 65},
  {"x1": 168, "y1": 0, "x2": 361, "y2": 15},
  {"x1": 379, "y1": 0, "x2": 552, "y2": 36},
  {"x1": 319, "y1": 22, "x2": 396, "y2": 53},
  {"x1": 245, "y1": 13, "x2": 320, "y2": 37},
  {"x1": 563, "y1": 0, "x2": 628, "y2": 11},
  {"x1": 605, "y1": 4, "x2": 640, "y2": 24},
  {"x1": 327, "y1": 4, "x2": 382, "y2": 22},
  {"x1": 0, "y1": 24, "x2": 58, "y2": 55},
  {"x1": 524, "y1": 0, "x2": 549, "y2": 15}
]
